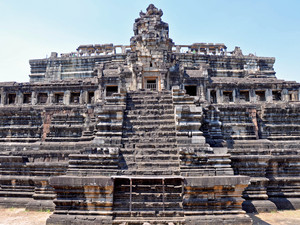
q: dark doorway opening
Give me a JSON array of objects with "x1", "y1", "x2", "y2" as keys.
[
  {"x1": 106, "y1": 86, "x2": 118, "y2": 97},
  {"x1": 185, "y1": 85, "x2": 197, "y2": 96}
]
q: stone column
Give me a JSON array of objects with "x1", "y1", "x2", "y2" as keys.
[
  {"x1": 79, "y1": 91, "x2": 84, "y2": 104},
  {"x1": 31, "y1": 91, "x2": 37, "y2": 105},
  {"x1": 216, "y1": 89, "x2": 222, "y2": 103},
  {"x1": 82, "y1": 91, "x2": 88, "y2": 104},
  {"x1": 249, "y1": 89, "x2": 256, "y2": 103},
  {"x1": 199, "y1": 84, "x2": 205, "y2": 101},
  {"x1": 64, "y1": 90, "x2": 70, "y2": 105},
  {"x1": 160, "y1": 73, "x2": 166, "y2": 90},
  {"x1": 0, "y1": 92, "x2": 5, "y2": 105},
  {"x1": 207, "y1": 89, "x2": 211, "y2": 103},
  {"x1": 266, "y1": 89, "x2": 273, "y2": 103},
  {"x1": 282, "y1": 89, "x2": 289, "y2": 102},
  {"x1": 137, "y1": 72, "x2": 142, "y2": 90},
  {"x1": 121, "y1": 46, "x2": 126, "y2": 54},
  {"x1": 94, "y1": 85, "x2": 102, "y2": 103},
  {"x1": 17, "y1": 91, "x2": 23, "y2": 105},
  {"x1": 46, "y1": 92, "x2": 51, "y2": 104},
  {"x1": 49, "y1": 92, "x2": 54, "y2": 105},
  {"x1": 232, "y1": 89, "x2": 237, "y2": 103}
]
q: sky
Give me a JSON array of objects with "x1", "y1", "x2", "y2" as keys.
[{"x1": 0, "y1": 0, "x2": 299, "y2": 82}]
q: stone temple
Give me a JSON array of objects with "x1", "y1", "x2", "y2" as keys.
[{"x1": 0, "y1": 4, "x2": 300, "y2": 224}]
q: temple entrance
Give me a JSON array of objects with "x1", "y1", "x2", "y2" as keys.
[{"x1": 145, "y1": 79, "x2": 157, "y2": 91}]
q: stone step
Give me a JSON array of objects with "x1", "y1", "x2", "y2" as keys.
[
  {"x1": 127, "y1": 162, "x2": 179, "y2": 170},
  {"x1": 126, "y1": 114, "x2": 174, "y2": 120},
  {"x1": 68, "y1": 164, "x2": 118, "y2": 169},
  {"x1": 120, "y1": 169, "x2": 180, "y2": 176},
  {"x1": 125, "y1": 119, "x2": 175, "y2": 125},
  {"x1": 112, "y1": 217, "x2": 184, "y2": 224},
  {"x1": 127, "y1": 104, "x2": 173, "y2": 110},
  {"x1": 122, "y1": 131, "x2": 176, "y2": 138},
  {"x1": 134, "y1": 143, "x2": 177, "y2": 149},
  {"x1": 113, "y1": 202, "x2": 182, "y2": 210},
  {"x1": 120, "y1": 148, "x2": 179, "y2": 155},
  {"x1": 0, "y1": 191, "x2": 33, "y2": 197},
  {"x1": 128, "y1": 99, "x2": 173, "y2": 104},
  {"x1": 127, "y1": 109, "x2": 174, "y2": 115},
  {"x1": 134, "y1": 155, "x2": 179, "y2": 161},
  {"x1": 125, "y1": 137, "x2": 177, "y2": 144},
  {"x1": 129, "y1": 125, "x2": 176, "y2": 132}
]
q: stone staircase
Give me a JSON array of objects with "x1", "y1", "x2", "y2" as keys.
[
  {"x1": 260, "y1": 103, "x2": 300, "y2": 140},
  {"x1": 120, "y1": 90, "x2": 180, "y2": 176},
  {"x1": 0, "y1": 107, "x2": 42, "y2": 142},
  {"x1": 46, "y1": 112, "x2": 84, "y2": 142},
  {"x1": 218, "y1": 105, "x2": 257, "y2": 140}
]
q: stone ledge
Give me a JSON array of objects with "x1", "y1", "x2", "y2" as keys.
[
  {"x1": 184, "y1": 176, "x2": 250, "y2": 187},
  {"x1": 50, "y1": 176, "x2": 113, "y2": 187}
]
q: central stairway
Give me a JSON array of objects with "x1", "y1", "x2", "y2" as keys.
[
  {"x1": 119, "y1": 90, "x2": 180, "y2": 176},
  {"x1": 114, "y1": 90, "x2": 184, "y2": 224}
]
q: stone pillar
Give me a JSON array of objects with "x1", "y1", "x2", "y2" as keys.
[
  {"x1": 137, "y1": 73, "x2": 142, "y2": 90},
  {"x1": 49, "y1": 92, "x2": 54, "y2": 105},
  {"x1": 31, "y1": 91, "x2": 37, "y2": 105},
  {"x1": 232, "y1": 89, "x2": 237, "y2": 103},
  {"x1": 94, "y1": 87, "x2": 102, "y2": 103},
  {"x1": 0, "y1": 92, "x2": 5, "y2": 105},
  {"x1": 298, "y1": 88, "x2": 300, "y2": 101},
  {"x1": 160, "y1": 73, "x2": 166, "y2": 90},
  {"x1": 207, "y1": 89, "x2": 211, "y2": 103},
  {"x1": 282, "y1": 89, "x2": 289, "y2": 102},
  {"x1": 46, "y1": 92, "x2": 51, "y2": 104},
  {"x1": 121, "y1": 46, "x2": 126, "y2": 54},
  {"x1": 82, "y1": 91, "x2": 88, "y2": 104},
  {"x1": 266, "y1": 89, "x2": 273, "y2": 103},
  {"x1": 79, "y1": 91, "x2": 83, "y2": 104},
  {"x1": 17, "y1": 91, "x2": 23, "y2": 105},
  {"x1": 249, "y1": 89, "x2": 256, "y2": 103},
  {"x1": 199, "y1": 84, "x2": 205, "y2": 101},
  {"x1": 216, "y1": 89, "x2": 222, "y2": 103},
  {"x1": 206, "y1": 48, "x2": 209, "y2": 55},
  {"x1": 64, "y1": 90, "x2": 70, "y2": 105},
  {"x1": 176, "y1": 46, "x2": 180, "y2": 53}
]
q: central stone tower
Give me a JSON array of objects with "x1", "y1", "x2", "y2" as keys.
[{"x1": 129, "y1": 4, "x2": 174, "y2": 91}]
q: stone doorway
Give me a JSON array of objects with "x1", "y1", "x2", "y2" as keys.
[{"x1": 145, "y1": 79, "x2": 157, "y2": 91}]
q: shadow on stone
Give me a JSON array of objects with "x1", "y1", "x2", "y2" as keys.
[
  {"x1": 248, "y1": 214, "x2": 271, "y2": 225},
  {"x1": 270, "y1": 198, "x2": 295, "y2": 210}
]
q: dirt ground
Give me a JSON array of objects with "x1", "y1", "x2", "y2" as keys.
[
  {"x1": 1, "y1": 208, "x2": 300, "y2": 225},
  {"x1": 0, "y1": 208, "x2": 51, "y2": 225},
  {"x1": 250, "y1": 210, "x2": 300, "y2": 225}
]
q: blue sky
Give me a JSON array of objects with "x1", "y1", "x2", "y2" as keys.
[{"x1": 0, "y1": 0, "x2": 299, "y2": 82}]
